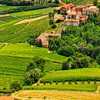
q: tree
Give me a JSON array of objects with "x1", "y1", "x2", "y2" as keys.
[
  {"x1": 48, "y1": 37, "x2": 60, "y2": 51},
  {"x1": 62, "y1": 57, "x2": 74, "y2": 70},
  {"x1": 57, "y1": 46, "x2": 75, "y2": 57},
  {"x1": 26, "y1": 57, "x2": 45, "y2": 72},
  {"x1": 33, "y1": 57, "x2": 45, "y2": 72},
  {"x1": 62, "y1": 62, "x2": 69, "y2": 70},
  {"x1": 93, "y1": 0, "x2": 98, "y2": 6},
  {"x1": 96, "y1": 54, "x2": 100, "y2": 64},
  {"x1": 92, "y1": 47, "x2": 100, "y2": 58},
  {"x1": 10, "y1": 81, "x2": 22, "y2": 92},
  {"x1": 26, "y1": 62, "x2": 36, "y2": 71},
  {"x1": 74, "y1": 56, "x2": 90, "y2": 68},
  {"x1": 25, "y1": 68, "x2": 41, "y2": 85}
]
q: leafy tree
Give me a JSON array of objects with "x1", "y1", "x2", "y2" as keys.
[
  {"x1": 57, "y1": 46, "x2": 75, "y2": 57},
  {"x1": 25, "y1": 68, "x2": 41, "y2": 85},
  {"x1": 48, "y1": 37, "x2": 60, "y2": 51},
  {"x1": 74, "y1": 56, "x2": 91, "y2": 68},
  {"x1": 33, "y1": 57, "x2": 45, "y2": 72},
  {"x1": 96, "y1": 54, "x2": 100, "y2": 64},
  {"x1": 62, "y1": 62, "x2": 69, "y2": 70},
  {"x1": 92, "y1": 47, "x2": 100, "y2": 58},
  {"x1": 62, "y1": 57, "x2": 74, "y2": 70},
  {"x1": 26, "y1": 57, "x2": 45, "y2": 72},
  {"x1": 93, "y1": 0, "x2": 98, "y2": 6},
  {"x1": 26, "y1": 62, "x2": 36, "y2": 71}
]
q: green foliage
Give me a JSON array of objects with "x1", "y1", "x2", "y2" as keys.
[
  {"x1": 93, "y1": 0, "x2": 98, "y2": 6},
  {"x1": 48, "y1": 37, "x2": 60, "y2": 51},
  {"x1": 10, "y1": 81, "x2": 22, "y2": 92},
  {"x1": 57, "y1": 46, "x2": 75, "y2": 57},
  {"x1": 25, "y1": 68, "x2": 42, "y2": 85},
  {"x1": 96, "y1": 54, "x2": 100, "y2": 64},
  {"x1": 26, "y1": 57, "x2": 45, "y2": 72},
  {"x1": 0, "y1": 43, "x2": 65, "y2": 89},
  {"x1": 49, "y1": 15, "x2": 100, "y2": 67}
]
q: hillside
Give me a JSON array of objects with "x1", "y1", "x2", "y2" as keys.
[
  {"x1": 0, "y1": 0, "x2": 100, "y2": 97},
  {"x1": 0, "y1": 43, "x2": 66, "y2": 89},
  {"x1": 0, "y1": 8, "x2": 53, "y2": 42}
]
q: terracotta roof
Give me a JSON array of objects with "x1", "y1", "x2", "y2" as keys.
[{"x1": 62, "y1": 3, "x2": 75, "y2": 9}]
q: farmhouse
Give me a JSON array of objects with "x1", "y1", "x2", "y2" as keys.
[
  {"x1": 55, "y1": 3, "x2": 99, "y2": 26},
  {"x1": 36, "y1": 31, "x2": 61, "y2": 48}
]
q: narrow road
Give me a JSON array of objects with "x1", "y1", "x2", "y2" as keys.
[
  {"x1": 0, "y1": 14, "x2": 10, "y2": 17},
  {"x1": 96, "y1": 85, "x2": 100, "y2": 93},
  {"x1": 15, "y1": 15, "x2": 48, "y2": 25}
]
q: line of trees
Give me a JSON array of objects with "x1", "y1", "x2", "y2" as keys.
[{"x1": 0, "y1": 0, "x2": 49, "y2": 6}]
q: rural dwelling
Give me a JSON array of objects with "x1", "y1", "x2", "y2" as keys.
[
  {"x1": 36, "y1": 31, "x2": 61, "y2": 48},
  {"x1": 85, "y1": 5, "x2": 99, "y2": 15},
  {"x1": 55, "y1": 3, "x2": 99, "y2": 26}
]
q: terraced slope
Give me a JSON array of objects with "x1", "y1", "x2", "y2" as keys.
[
  {"x1": 0, "y1": 8, "x2": 53, "y2": 42},
  {"x1": 0, "y1": 43, "x2": 66, "y2": 89},
  {"x1": 42, "y1": 68, "x2": 100, "y2": 82}
]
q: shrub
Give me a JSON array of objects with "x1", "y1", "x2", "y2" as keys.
[
  {"x1": 24, "y1": 68, "x2": 42, "y2": 85},
  {"x1": 10, "y1": 81, "x2": 22, "y2": 92},
  {"x1": 57, "y1": 46, "x2": 75, "y2": 57},
  {"x1": 96, "y1": 54, "x2": 100, "y2": 64},
  {"x1": 26, "y1": 57, "x2": 45, "y2": 72}
]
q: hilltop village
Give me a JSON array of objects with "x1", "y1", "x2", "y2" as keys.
[{"x1": 36, "y1": 3, "x2": 99, "y2": 48}]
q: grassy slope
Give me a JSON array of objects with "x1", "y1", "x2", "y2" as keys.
[
  {"x1": 0, "y1": 7, "x2": 65, "y2": 89},
  {"x1": 24, "y1": 83, "x2": 96, "y2": 91},
  {"x1": 0, "y1": 5, "x2": 18, "y2": 11},
  {"x1": 0, "y1": 43, "x2": 65, "y2": 89},
  {"x1": 0, "y1": 8, "x2": 53, "y2": 43},
  {"x1": 42, "y1": 68, "x2": 100, "y2": 82}
]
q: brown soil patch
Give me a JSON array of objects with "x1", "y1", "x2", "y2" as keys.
[
  {"x1": 13, "y1": 90, "x2": 100, "y2": 100},
  {"x1": 0, "y1": 96, "x2": 13, "y2": 100}
]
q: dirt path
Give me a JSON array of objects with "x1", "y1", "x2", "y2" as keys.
[
  {"x1": 0, "y1": 14, "x2": 10, "y2": 17},
  {"x1": 12, "y1": 90, "x2": 100, "y2": 100},
  {"x1": 15, "y1": 15, "x2": 48, "y2": 25}
]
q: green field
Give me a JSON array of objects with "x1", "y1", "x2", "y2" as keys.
[
  {"x1": 42, "y1": 68, "x2": 100, "y2": 82},
  {"x1": 0, "y1": 7, "x2": 65, "y2": 90},
  {"x1": 0, "y1": 5, "x2": 18, "y2": 11},
  {"x1": 23, "y1": 83, "x2": 96, "y2": 92},
  {"x1": 0, "y1": 7, "x2": 54, "y2": 43},
  {"x1": 0, "y1": 43, "x2": 65, "y2": 89}
]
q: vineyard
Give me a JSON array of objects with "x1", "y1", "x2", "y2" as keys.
[
  {"x1": 0, "y1": 8, "x2": 54, "y2": 43},
  {"x1": 0, "y1": 0, "x2": 100, "y2": 99},
  {"x1": 42, "y1": 68, "x2": 100, "y2": 82},
  {"x1": 24, "y1": 83, "x2": 97, "y2": 91},
  {"x1": 0, "y1": 43, "x2": 65, "y2": 89}
]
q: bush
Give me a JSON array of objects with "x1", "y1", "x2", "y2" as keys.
[
  {"x1": 57, "y1": 46, "x2": 75, "y2": 57},
  {"x1": 24, "y1": 68, "x2": 42, "y2": 85},
  {"x1": 62, "y1": 62, "x2": 69, "y2": 70},
  {"x1": 10, "y1": 81, "x2": 22, "y2": 92},
  {"x1": 26, "y1": 57, "x2": 45, "y2": 72},
  {"x1": 96, "y1": 54, "x2": 100, "y2": 64}
]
